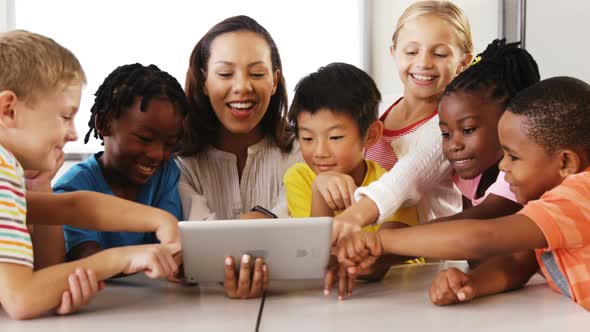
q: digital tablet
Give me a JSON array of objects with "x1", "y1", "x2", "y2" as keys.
[{"x1": 179, "y1": 217, "x2": 332, "y2": 283}]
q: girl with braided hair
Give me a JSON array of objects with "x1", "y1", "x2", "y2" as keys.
[
  {"x1": 331, "y1": 39, "x2": 542, "y2": 300},
  {"x1": 337, "y1": 76, "x2": 590, "y2": 310},
  {"x1": 335, "y1": 38, "x2": 542, "y2": 303},
  {"x1": 55, "y1": 63, "x2": 189, "y2": 262},
  {"x1": 437, "y1": 38, "x2": 540, "y2": 221}
]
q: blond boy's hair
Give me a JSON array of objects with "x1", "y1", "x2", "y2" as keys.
[
  {"x1": 392, "y1": 1, "x2": 473, "y2": 55},
  {"x1": 0, "y1": 30, "x2": 86, "y2": 104}
]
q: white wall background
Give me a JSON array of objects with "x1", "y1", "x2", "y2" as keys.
[
  {"x1": 526, "y1": 0, "x2": 590, "y2": 81},
  {"x1": 2, "y1": 0, "x2": 590, "y2": 153},
  {"x1": 0, "y1": 2, "x2": 5, "y2": 31},
  {"x1": 4, "y1": 1, "x2": 590, "y2": 93},
  {"x1": 0, "y1": 0, "x2": 12, "y2": 32},
  {"x1": 12, "y1": 0, "x2": 364, "y2": 154}
]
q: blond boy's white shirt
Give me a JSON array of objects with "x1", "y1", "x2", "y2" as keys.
[
  {"x1": 355, "y1": 113, "x2": 462, "y2": 224},
  {"x1": 176, "y1": 138, "x2": 302, "y2": 221}
]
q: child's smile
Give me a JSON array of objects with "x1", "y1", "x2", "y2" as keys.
[
  {"x1": 409, "y1": 72, "x2": 438, "y2": 86},
  {"x1": 392, "y1": 15, "x2": 470, "y2": 101},
  {"x1": 439, "y1": 91, "x2": 504, "y2": 180},
  {"x1": 297, "y1": 109, "x2": 368, "y2": 185},
  {"x1": 13, "y1": 83, "x2": 81, "y2": 171},
  {"x1": 498, "y1": 112, "x2": 565, "y2": 205},
  {"x1": 449, "y1": 157, "x2": 475, "y2": 170},
  {"x1": 101, "y1": 98, "x2": 183, "y2": 186},
  {"x1": 135, "y1": 162, "x2": 158, "y2": 178}
]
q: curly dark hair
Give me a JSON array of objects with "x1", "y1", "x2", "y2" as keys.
[
  {"x1": 441, "y1": 39, "x2": 540, "y2": 107},
  {"x1": 507, "y1": 76, "x2": 590, "y2": 155},
  {"x1": 84, "y1": 63, "x2": 189, "y2": 144}
]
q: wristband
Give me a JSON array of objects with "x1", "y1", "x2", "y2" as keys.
[{"x1": 250, "y1": 205, "x2": 278, "y2": 219}]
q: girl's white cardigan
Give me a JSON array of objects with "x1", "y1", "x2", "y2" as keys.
[{"x1": 355, "y1": 114, "x2": 462, "y2": 224}]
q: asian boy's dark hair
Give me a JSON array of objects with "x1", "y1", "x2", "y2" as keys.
[{"x1": 288, "y1": 62, "x2": 381, "y2": 137}]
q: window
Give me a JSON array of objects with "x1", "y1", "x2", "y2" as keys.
[{"x1": 15, "y1": 0, "x2": 365, "y2": 153}]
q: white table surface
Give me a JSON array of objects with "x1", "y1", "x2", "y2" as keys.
[
  {"x1": 2, "y1": 262, "x2": 589, "y2": 331},
  {"x1": 259, "y1": 261, "x2": 590, "y2": 332},
  {"x1": 0, "y1": 275, "x2": 262, "y2": 332}
]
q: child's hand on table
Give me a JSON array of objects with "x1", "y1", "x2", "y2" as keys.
[
  {"x1": 55, "y1": 268, "x2": 104, "y2": 315},
  {"x1": 429, "y1": 267, "x2": 476, "y2": 305}
]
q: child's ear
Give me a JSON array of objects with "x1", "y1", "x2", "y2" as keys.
[
  {"x1": 389, "y1": 44, "x2": 396, "y2": 58},
  {"x1": 558, "y1": 149, "x2": 582, "y2": 178},
  {"x1": 364, "y1": 120, "x2": 383, "y2": 148},
  {"x1": 458, "y1": 53, "x2": 474, "y2": 73},
  {"x1": 0, "y1": 91, "x2": 18, "y2": 129},
  {"x1": 95, "y1": 115, "x2": 112, "y2": 137}
]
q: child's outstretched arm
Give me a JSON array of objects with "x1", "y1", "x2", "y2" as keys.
[
  {"x1": 331, "y1": 197, "x2": 379, "y2": 244},
  {"x1": 66, "y1": 241, "x2": 102, "y2": 262},
  {"x1": 337, "y1": 214, "x2": 547, "y2": 271},
  {"x1": 333, "y1": 120, "x2": 454, "y2": 244},
  {"x1": 24, "y1": 152, "x2": 66, "y2": 269},
  {"x1": 325, "y1": 221, "x2": 416, "y2": 299},
  {"x1": 377, "y1": 215, "x2": 546, "y2": 259},
  {"x1": 430, "y1": 250, "x2": 538, "y2": 305},
  {"x1": 0, "y1": 243, "x2": 178, "y2": 320},
  {"x1": 25, "y1": 191, "x2": 179, "y2": 245},
  {"x1": 337, "y1": 230, "x2": 384, "y2": 272},
  {"x1": 434, "y1": 194, "x2": 522, "y2": 223}
]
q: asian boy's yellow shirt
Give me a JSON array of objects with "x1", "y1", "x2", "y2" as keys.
[
  {"x1": 283, "y1": 160, "x2": 419, "y2": 228},
  {"x1": 284, "y1": 160, "x2": 423, "y2": 265}
]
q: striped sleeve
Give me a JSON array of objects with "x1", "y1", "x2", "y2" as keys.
[{"x1": 0, "y1": 145, "x2": 33, "y2": 268}]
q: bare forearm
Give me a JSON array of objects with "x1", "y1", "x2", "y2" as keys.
[
  {"x1": 66, "y1": 241, "x2": 102, "y2": 262},
  {"x1": 336, "y1": 196, "x2": 379, "y2": 226},
  {"x1": 376, "y1": 222, "x2": 417, "y2": 263},
  {"x1": 0, "y1": 249, "x2": 127, "y2": 319},
  {"x1": 467, "y1": 251, "x2": 538, "y2": 298},
  {"x1": 31, "y1": 225, "x2": 65, "y2": 269},
  {"x1": 431, "y1": 195, "x2": 523, "y2": 224},
  {"x1": 310, "y1": 191, "x2": 334, "y2": 217},
  {"x1": 357, "y1": 254, "x2": 415, "y2": 282},
  {"x1": 27, "y1": 191, "x2": 171, "y2": 231},
  {"x1": 357, "y1": 222, "x2": 416, "y2": 281},
  {"x1": 378, "y1": 219, "x2": 521, "y2": 260}
]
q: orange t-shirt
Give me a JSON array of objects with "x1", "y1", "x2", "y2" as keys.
[{"x1": 519, "y1": 169, "x2": 590, "y2": 310}]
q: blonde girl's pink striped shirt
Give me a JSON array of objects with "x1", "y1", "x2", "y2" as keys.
[{"x1": 358, "y1": 97, "x2": 462, "y2": 223}]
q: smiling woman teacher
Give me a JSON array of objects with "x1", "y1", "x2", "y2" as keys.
[{"x1": 176, "y1": 15, "x2": 301, "y2": 299}]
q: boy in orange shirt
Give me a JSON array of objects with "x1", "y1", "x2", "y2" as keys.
[{"x1": 337, "y1": 76, "x2": 590, "y2": 310}]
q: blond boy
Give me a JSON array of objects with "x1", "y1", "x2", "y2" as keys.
[{"x1": 0, "y1": 30, "x2": 179, "y2": 320}]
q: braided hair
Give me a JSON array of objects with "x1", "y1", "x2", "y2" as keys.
[
  {"x1": 84, "y1": 63, "x2": 189, "y2": 144},
  {"x1": 441, "y1": 39, "x2": 540, "y2": 107}
]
